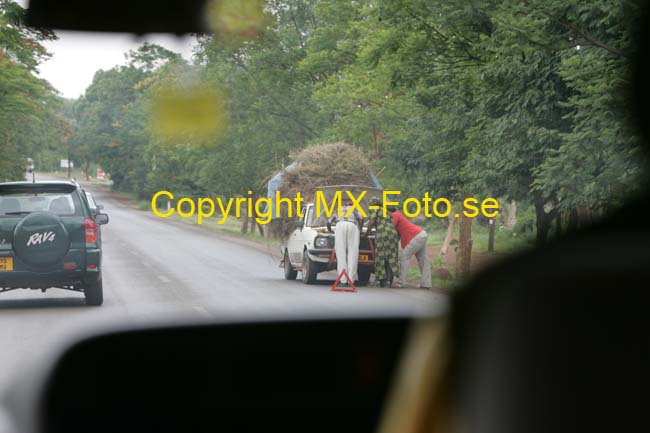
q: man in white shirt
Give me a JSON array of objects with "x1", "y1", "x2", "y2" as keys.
[{"x1": 327, "y1": 201, "x2": 363, "y2": 286}]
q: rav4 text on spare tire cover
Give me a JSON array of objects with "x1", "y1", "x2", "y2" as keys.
[{"x1": 12, "y1": 212, "x2": 71, "y2": 267}]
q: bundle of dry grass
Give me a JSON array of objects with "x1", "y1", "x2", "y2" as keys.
[
  {"x1": 270, "y1": 142, "x2": 373, "y2": 239},
  {"x1": 280, "y1": 141, "x2": 372, "y2": 202}
]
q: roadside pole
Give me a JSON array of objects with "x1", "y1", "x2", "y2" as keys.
[{"x1": 488, "y1": 218, "x2": 495, "y2": 252}]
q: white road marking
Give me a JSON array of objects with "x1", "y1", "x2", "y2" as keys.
[
  {"x1": 192, "y1": 306, "x2": 212, "y2": 318},
  {"x1": 157, "y1": 275, "x2": 171, "y2": 283}
]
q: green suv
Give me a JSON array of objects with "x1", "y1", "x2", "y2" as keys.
[{"x1": 0, "y1": 181, "x2": 109, "y2": 306}]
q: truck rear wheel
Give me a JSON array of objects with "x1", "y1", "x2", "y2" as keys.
[{"x1": 284, "y1": 250, "x2": 297, "y2": 280}]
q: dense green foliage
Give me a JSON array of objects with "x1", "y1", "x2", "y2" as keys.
[
  {"x1": 0, "y1": 1, "x2": 64, "y2": 180},
  {"x1": 6, "y1": 0, "x2": 645, "y2": 244}
]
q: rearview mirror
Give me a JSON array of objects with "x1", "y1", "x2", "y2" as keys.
[
  {"x1": 296, "y1": 219, "x2": 304, "y2": 229},
  {"x1": 95, "y1": 213, "x2": 109, "y2": 225},
  {"x1": 26, "y1": 0, "x2": 209, "y2": 34}
]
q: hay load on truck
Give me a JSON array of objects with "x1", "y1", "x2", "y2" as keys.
[{"x1": 266, "y1": 142, "x2": 382, "y2": 285}]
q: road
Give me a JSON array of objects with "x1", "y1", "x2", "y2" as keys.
[{"x1": 0, "y1": 177, "x2": 447, "y2": 391}]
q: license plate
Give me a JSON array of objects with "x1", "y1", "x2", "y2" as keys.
[
  {"x1": 0, "y1": 257, "x2": 13, "y2": 271},
  {"x1": 358, "y1": 254, "x2": 369, "y2": 263}
]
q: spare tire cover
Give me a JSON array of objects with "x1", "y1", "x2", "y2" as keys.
[{"x1": 13, "y1": 212, "x2": 71, "y2": 267}]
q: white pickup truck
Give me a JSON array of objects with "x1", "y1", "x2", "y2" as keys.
[{"x1": 281, "y1": 186, "x2": 381, "y2": 285}]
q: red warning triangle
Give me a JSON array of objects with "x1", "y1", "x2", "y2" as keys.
[{"x1": 331, "y1": 269, "x2": 357, "y2": 292}]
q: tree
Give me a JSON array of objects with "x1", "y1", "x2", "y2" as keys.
[
  {"x1": 192, "y1": 0, "x2": 321, "y2": 197},
  {"x1": 67, "y1": 0, "x2": 645, "y2": 259},
  {"x1": 72, "y1": 44, "x2": 182, "y2": 192},
  {"x1": 359, "y1": 0, "x2": 643, "y2": 244},
  {"x1": 0, "y1": 0, "x2": 62, "y2": 181}
]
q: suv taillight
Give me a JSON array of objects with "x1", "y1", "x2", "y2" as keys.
[{"x1": 84, "y1": 218, "x2": 97, "y2": 243}]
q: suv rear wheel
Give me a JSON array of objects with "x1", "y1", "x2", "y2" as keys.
[
  {"x1": 301, "y1": 251, "x2": 318, "y2": 284},
  {"x1": 84, "y1": 278, "x2": 104, "y2": 306},
  {"x1": 283, "y1": 250, "x2": 297, "y2": 280}
]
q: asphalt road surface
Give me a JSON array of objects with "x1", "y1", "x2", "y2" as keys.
[{"x1": 0, "y1": 176, "x2": 447, "y2": 391}]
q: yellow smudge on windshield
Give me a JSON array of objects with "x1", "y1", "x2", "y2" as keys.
[
  {"x1": 206, "y1": 0, "x2": 267, "y2": 43},
  {"x1": 150, "y1": 86, "x2": 228, "y2": 145}
]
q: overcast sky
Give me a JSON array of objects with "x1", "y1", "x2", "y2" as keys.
[
  {"x1": 17, "y1": 1, "x2": 197, "y2": 99},
  {"x1": 37, "y1": 33, "x2": 196, "y2": 99}
]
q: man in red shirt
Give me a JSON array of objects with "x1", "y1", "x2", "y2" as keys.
[{"x1": 391, "y1": 209, "x2": 432, "y2": 289}]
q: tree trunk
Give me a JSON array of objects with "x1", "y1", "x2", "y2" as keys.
[
  {"x1": 249, "y1": 194, "x2": 265, "y2": 237},
  {"x1": 534, "y1": 194, "x2": 558, "y2": 245},
  {"x1": 241, "y1": 213, "x2": 250, "y2": 234},
  {"x1": 567, "y1": 208, "x2": 579, "y2": 232},
  {"x1": 503, "y1": 199, "x2": 517, "y2": 228},
  {"x1": 487, "y1": 218, "x2": 496, "y2": 252},
  {"x1": 84, "y1": 160, "x2": 90, "y2": 181},
  {"x1": 534, "y1": 199, "x2": 549, "y2": 244},
  {"x1": 439, "y1": 213, "x2": 456, "y2": 256},
  {"x1": 555, "y1": 212, "x2": 564, "y2": 238},
  {"x1": 371, "y1": 126, "x2": 382, "y2": 160},
  {"x1": 456, "y1": 212, "x2": 473, "y2": 278},
  {"x1": 576, "y1": 207, "x2": 592, "y2": 228}
]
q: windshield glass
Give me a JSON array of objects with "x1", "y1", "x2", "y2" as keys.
[
  {"x1": 308, "y1": 207, "x2": 329, "y2": 228},
  {"x1": 0, "y1": 0, "x2": 645, "y2": 397}
]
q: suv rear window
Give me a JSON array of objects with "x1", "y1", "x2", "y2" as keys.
[{"x1": 0, "y1": 188, "x2": 84, "y2": 217}]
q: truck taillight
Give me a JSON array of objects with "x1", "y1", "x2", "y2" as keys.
[{"x1": 84, "y1": 218, "x2": 97, "y2": 243}]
